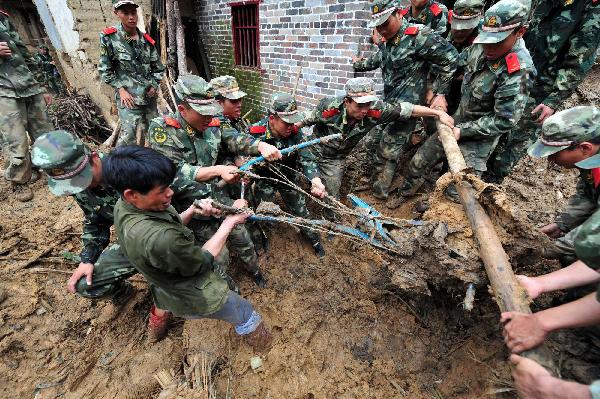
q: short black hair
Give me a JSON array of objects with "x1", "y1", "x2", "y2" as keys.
[
  {"x1": 564, "y1": 135, "x2": 600, "y2": 151},
  {"x1": 104, "y1": 145, "x2": 176, "y2": 195}
]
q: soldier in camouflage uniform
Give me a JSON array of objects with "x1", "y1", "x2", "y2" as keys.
[
  {"x1": 399, "y1": 0, "x2": 450, "y2": 35},
  {"x1": 147, "y1": 75, "x2": 282, "y2": 288},
  {"x1": 33, "y1": 45, "x2": 64, "y2": 95},
  {"x1": 248, "y1": 93, "x2": 326, "y2": 257},
  {"x1": 98, "y1": 0, "x2": 164, "y2": 147},
  {"x1": 0, "y1": 9, "x2": 53, "y2": 202},
  {"x1": 297, "y1": 77, "x2": 454, "y2": 200},
  {"x1": 489, "y1": 0, "x2": 600, "y2": 179},
  {"x1": 527, "y1": 106, "x2": 600, "y2": 265},
  {"x1": 353, "y1": 0, "x2": 458, "y2": 199},
  {"x1": 386, "y1": 0, "x2": 534, "y2": 208},
  {"x1": 31, "y1": 130, "x2": 136, "y2": 304}
]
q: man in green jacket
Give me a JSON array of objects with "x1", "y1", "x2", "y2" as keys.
[{"x1": 105, "y1": 145, "x2": 272, "y2": 350}]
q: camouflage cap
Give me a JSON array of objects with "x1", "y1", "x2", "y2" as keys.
[
  {"x1": 210, "y1": 75, "x2": 247, "y2": 100},
  {"x1": 113, "y1": 0, "x2": 138, "y2": 9},
  {"x1": 528, "y1": 106, "x2": 600, "y2": 168},
  {"x1": 175, "y1": 75, "x2": 223, "y2": 116},
  {"x1": 367, "y1": 0, "x2": 398, "y2": 28},
  {"x1": 451, "y1": 0, "x2": 484, "y2": 30},
  {"x1": 269, "y1": 93, "x2": 303, "y2": 124},
  {"x1": 473, "y1": 0, "x2": 527, "y2": 44},
  {"x1": 31, "y1": 130, "x2": 93, "y2": 196},
  {"x1": 345, "y1": 77, "x2": 379, "y2": 104},
  {"x1": 574, "y1": 212, "x2": 600, "y2": 271}
]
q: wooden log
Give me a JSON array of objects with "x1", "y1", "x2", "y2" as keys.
[
  {"x1": 173, "y1": 1, "x2": 187, "y2": 76},
  {"x1": 165, "y1": 0, "x2": 177, "y2": 79},
  {"x1": 436, "y1": 120, "x2": 557, "y2": 372},
  {"x1": 102, "y1": 120, "x2": 121, "y2": 148}
]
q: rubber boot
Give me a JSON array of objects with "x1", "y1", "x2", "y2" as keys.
[
  {"x1": 147, "y1": 305, "x2": 171, "y2": 343},
  {"x1": 372, "y1": 160, "x2": 397, "y2": 200},
  {"x1": 244, "y1": 321, "x2": 273, "y2": 352},
  {"x1": 385, "y1": 179, "x2": 423, "y2": 209},
  {"x1": 110, "y1": 281, "x2": 134, "y2": 307},
  {"x1": 252, "y1": 270, "x2": 267, "y2": 288},
  {"x1": 12, "y1": 183, "x2": 33, "y2": 202}
]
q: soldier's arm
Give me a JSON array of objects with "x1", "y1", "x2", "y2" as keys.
[
  {"x1": 458, "y1": 70, "x2": 529, "y2": 140},
  {"x1": 432, "y1": 4, "x2": 449, "y2": 36},
  {"x1": 98, "y1": 34, "x2": 125, "y2": 89},
  {"x1": 417, "y1": 30, "x2": 458, "y2": 95},
  {"x1": 4, "y1": 18, "x2": 46, "y2": 86},
  {"x1": 74, "y1": 196, "x2": 112, "y2": 265},
  {"x1": 353, "y1": 48, "x2": 382, "y2": 72},
  {"x1": 149, "y1": 43, "x2": 165, "y2": 88},
  {"x1": 542, "y1": 3, "x2": 600, "y2": 109},
  {"x1": 297, "y1": 98, "x2": 329, "y2": 128},
  {"x1": 221, "y1": 125, "x2": 261, "y2": 156},
  {"x1": 378, "y1": 101, "x2": 415, "y2": 124},
  {"x1": 556, "y1": 178, "x2": 598, "y2": 231}
]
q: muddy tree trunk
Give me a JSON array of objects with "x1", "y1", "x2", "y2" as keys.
[{"x1": 436, "y1": 121, "x2": 557, "y2": 372}]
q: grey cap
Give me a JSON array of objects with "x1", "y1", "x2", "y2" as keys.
[{"x1": 345, "y1": 77, "x2": 379, "y2": 104}]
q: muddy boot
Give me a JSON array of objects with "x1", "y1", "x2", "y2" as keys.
[
  {"x1": 444, "y1": 185, "x2": 461, "y2": 203},
  {"x1": 244, "y1": 321, "x2": 273, "y2": 352},
  {"x1": 252, "y1": 270, "x2": 267, "y2": 288},
  {"x1": 301, "y1": 231, "x2": 325, "y2": 258},
  {"x1": 372, "y1": 161, "x2": 397, "y2": 199},
  {"x1": 110, "y1": 282, "x2": 134, "y2": 307},
  {"x1": 147, "y1": 305, "x2": 171, "y2": 343},
  {"x1": 352, "y1": 176, "x2": 371, "y2": 192},
  {"x1": 386, "y1": 179, "x2": 422, "y2": 209},
  {"x1": 414, "y1": 199, "x2": 430, "y2": 213},
  {"x1": 12, "y1": 183, "x2": 33, "y2": 202}
]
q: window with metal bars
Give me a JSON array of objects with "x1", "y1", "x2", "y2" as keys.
[{"x1": 231, "y1": 2, "x2": 260, "y2": 68}]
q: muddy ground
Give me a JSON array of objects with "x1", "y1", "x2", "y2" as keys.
[{"x1": 1, "y1": 67, "x2": 600, "y2": 399}]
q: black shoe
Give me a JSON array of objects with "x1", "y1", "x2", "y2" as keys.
[
  {"x1": 312, "y1": 241, "x2": 325, "y2": 258},
  {"x1": 252, "y1": 270, "x2": 267, "y2": 288}
]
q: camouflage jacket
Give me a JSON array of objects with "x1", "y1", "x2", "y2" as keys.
[
  {"x1": 454, "y1": 39, "x2": 534, "y2": 140},
  {"x1": 148, "y1": 112, "x2": 261, "y2": 196},
  {"x1": 0, "y1": 11, "x2": 45, "y2": 98},
  {"x1": 353, "y1": 20, "x2": 458, "y2": 103},
  {"x1": 248, "y1": 117, "x2": 319, "y2": 180},
  {"x1": 300, "y1": 96, "x2": 414, "y2": 160},
  {"x1": 114, "y1": 199, "x2": 228, "y2": 316},
  {"x1": 399, "y1": 0, "x2": 449, "y2": 35},
  {"x1": 525, "y1": 0, "x2": 600, "y2": 108},
  {"x1": 556, "y1": 165, "x2": 600, "y2": 232},
  {"x1": 98, "y1": 23, "x2": 164, "y2": 106},
  {"x1": 72, "y1": 154, "x2": 119, "y2": 264},
  {"x1": 215, "y1": 113, "x2": 250, "y2": 166}
]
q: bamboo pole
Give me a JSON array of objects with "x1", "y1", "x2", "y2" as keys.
[
  {"x1": 436, "y1": 120, "x2": 556, "y2": 372},
  {"x1": 173, "y1": 1, "x2": 187, "y2": 76}
]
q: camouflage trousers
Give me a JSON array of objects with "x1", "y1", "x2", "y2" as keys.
[
  {"x1": 116, "y1": 100, "x2": 158, "y2": 147},
  {"x1": 488, "y1": 98, "x2": 539, "y2": 179},
  {"x1": 372, "y1": 118, "x2": 417, "y2": 196},
  {"x1": 253, "y1": 180, "x2": 320, "y2": 243},
  {"x1": 74, "y1": 244, "x2": 137, "y2": 299},
  {"x1": 0, "y1": 94, "x2": 53, "y2": 183},
  {"x1": 401, "y1": 132, "x2": 501, "y2": 193},
  {"x1": 315, "y1": 157, "x2": 346, "y2": 199}
]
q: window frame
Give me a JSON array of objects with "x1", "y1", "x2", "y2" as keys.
[{"x1": 229, "y1": 0, "x2": 261, "y2": 69}]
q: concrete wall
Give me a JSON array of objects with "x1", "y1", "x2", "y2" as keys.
[{"x1": 194, "y1": 0, "x2": 378, "y2": 120}]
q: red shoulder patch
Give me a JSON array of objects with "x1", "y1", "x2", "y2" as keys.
[
  {"x1": 143, "y1": 33, "x2": 155, "y2": 45},
  {"x1": 102, "y1": 26, "x2": 117, "y2": 35},
  {"x1": 400, "y1": 7, "x2": 409, "y2": 16},
  {"x1": 430, "y1": 3, "x2": 442, "y2": 16},
  {"x1": 448, "y1": 9, "x2": 453, "y2": 23},
  {"x1": 292, "y1": 125, "x2": 300, "y2": 135},
  {"x1": 0, "y1": 9, "x2": 10, "y2": 17},
  {"x1": 404, "y1": 26, "x2": 419, "y2": 35},
  {"x1": 207, "y1": 118, "x2": 221, "y2": 127},
  {"x1": 367, "y1": 109, "x2": 382, "y2": 119},
  {"x1": 163, "y1": 116, "x2": 181, "y2": 128},
  {"x1": 593, "y1": 168, "x2": 600, "y2": 188},
  {"x1": 249, "y1": 125, "x2": 267, "y2": 135},
  {"x1": 322, "y1": 108, "x2": 340, "y2": 119},
  {"x1": 505, "y1": 52, "x2": 521, "y2": 74}
]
